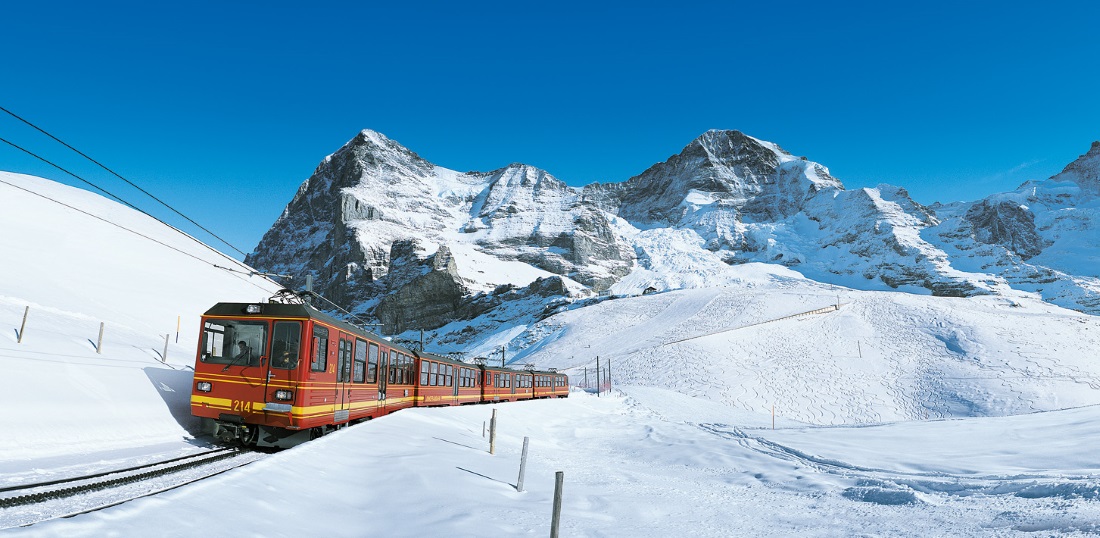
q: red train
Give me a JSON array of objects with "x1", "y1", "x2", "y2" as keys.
[{"x1": 190, "y1": 301, "x2": 568, "y2": 448}]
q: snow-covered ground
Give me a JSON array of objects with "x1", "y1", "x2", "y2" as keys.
[{"x1": 4, "y1": 171, "x2": 1100, "y2": 536}]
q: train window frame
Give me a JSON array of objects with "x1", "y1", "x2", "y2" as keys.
[
  {"x1": 270, "y1": 321, "x2": 301, "y2": 370},
  {"x1": 420, "y1": 360, "x2": 429, "y2": 385},
  {"x1": 201, "y1": 319, "x2": 266, "y2": 366},
  {"x1": 353, "y1": 339, "x2": 367, "y2": 383},
  {"x1": 367, "y1": 343, "x2": 379, "y2": 383},
  {"x1": 337, "y1": 338, "x2": 352, "y2": 383},
  {"x1": 430, "y1": 362, "x2": 439, "y2": 386},
  {"x1": 311, "y1": 325, "x2": 328, "y2": 372}
]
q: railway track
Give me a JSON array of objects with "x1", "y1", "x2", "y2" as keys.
[{"x1": 0, "y1": 446, "x2": 265, "y2": 529}]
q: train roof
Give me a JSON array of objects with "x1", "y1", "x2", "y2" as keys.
[{"x1": 203, "y1": 302, "x2": 396, "y2": 349}]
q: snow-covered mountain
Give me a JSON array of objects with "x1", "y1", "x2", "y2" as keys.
[
  {"x1": 8, "y1": 169, "x2": 1100, "y2": 536},
  {"x1": 247, "y1": 129, "x2": 1100, "y2": 342},
  {"x1": 927, "y1": 142, "x2": 1100, "y2": 312}
]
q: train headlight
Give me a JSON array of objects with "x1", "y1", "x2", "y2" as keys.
[
  {"x1": 245, "y1": 304, "x2": 262, "y2": 314},
  {"x1": 274, "y1": 389, "x2": 293, "y2": 401},
  {"x1": 196, "y1": 382, "x2": 212, "y2": 392}
]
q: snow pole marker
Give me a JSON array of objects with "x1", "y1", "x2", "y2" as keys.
[
  {"x1": 550, "y1": 471, "x2": 564, "y2": 538},
  {"x1": 175, "y1": 315, "x2": 180, "y2": 343},
  {"x1": 516, "y1": 436, "x2": 530, "y2": 492},
  {"x1": 17, "y1": 306, "x2": 28, "y2": 344},
  {"x1": 97, "y1": 322, "x2": 105, "y2": 354},
  {"x1": 162, "y1": 334, "x2": 170, "y2": 363},
  {"x1": 595, "y1": 356, "x2": 600, "y2": 397},
  {"x1": 489, "y1": 408, "x2": 498, "y2": 455}
]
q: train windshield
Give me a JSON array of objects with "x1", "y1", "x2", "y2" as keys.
[{"x1": 201, "y1": 319, "x2": 266, "y2": 366}]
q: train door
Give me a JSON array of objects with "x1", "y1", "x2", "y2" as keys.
[
  {"x1": 335, "y1": 334, "x2": 353, "y2": 423},
  {"x1": 378, "y1": 349, "x2": 389, "y2": 404},
  {"x1": 264, "y1": 321, "x2": 302, "y2": 410}
]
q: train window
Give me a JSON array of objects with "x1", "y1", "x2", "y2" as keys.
[
  {"x1": 201, "y1": 319, "x2": 265, "y2": 366},
  {"x1": 337, "y1": 339, "x2": 352, "y2": 383},
  {"x1": 353, "y1": 339, "x2": 367, "y2": 383},
  {"x1": 311, "y1": 326, "x2": 328, "y2": 372},
  {"x1": 446, "y1": 365, "x2": 453, "y2": 387},
  {"x1": 430, "y1": 362, "x2": 439, "y2": 386},
  {"x1": 367, "y1": 343, "x2": 379, "y2": 383},
  {"x1": 270, "y1": 322, "x2": 301, "y2": 370},
  {"x1": 389, "y1": 356, "x2": 397, "y2": 384},
  {"x1": 420, "y1": 360, "x2": 429, "y2": 385}
]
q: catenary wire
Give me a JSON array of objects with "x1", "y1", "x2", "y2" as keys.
[
  {"x1": 0, "y1": 176, "x2": 275, "y2": 295},
  {"x1": 0, "y1": 134, "x2": 264, "y2": 281},
  {"x1": 0, "y1": 105, "x2": 249, "y2": 257}
]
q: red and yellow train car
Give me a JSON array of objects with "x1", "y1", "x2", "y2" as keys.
[
  {"x1": 191, "y1": 301, "x2": 569, "y2": 448},
  {"x1": 190, "y1": 302, "x2": 417, "y2": 447},
  {"x1": 415, "y1": 352, "x2": 483, "y2": 406}
]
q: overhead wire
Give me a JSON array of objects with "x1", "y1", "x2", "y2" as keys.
[
  {"x1": 0, "y1": 106, "x2": 368, "y2": 320},
  {"x1": 0, "y1": 133, "x2": 270, "y2": 285},
  {"x1": 0, "y1": 176, "x2": 276, "y2": 295},
  {"x1": 0, "y1": 105, "x2": 249, "y2": 257}
]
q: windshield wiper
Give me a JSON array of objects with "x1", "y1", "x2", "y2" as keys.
[{"x1": 222, "y1": 353, "x2": 250, "y2": 372}]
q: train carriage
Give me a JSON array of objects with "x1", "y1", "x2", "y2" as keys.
[
  {"x1": 532, "y1": 371, "x2": 569, "y2": 399},
  {"x1": 191, "y1": 298, "x2": 569, "y2": 448},
  {"x1": 481, "y1": 366, "x2": 518, "y2": 403},
  {"x1": 414, "y1": 352, "x2": 482, "y2": 406},
  {"x1": 190, "y1": 302, "x2": 417, "y2": 447}
]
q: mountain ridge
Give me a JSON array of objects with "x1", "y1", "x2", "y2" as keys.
[{"x1": 245, "y1": 130, "x2": 1100, "y2": 337}]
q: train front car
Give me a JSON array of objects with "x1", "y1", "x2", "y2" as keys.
[{"x1": 190, "y1": 302, "x2": 314, "y2": 448}]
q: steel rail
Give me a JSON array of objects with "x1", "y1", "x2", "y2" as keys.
[{"x1": 0, "y1": 447, "x2": 246, "y2": 509}]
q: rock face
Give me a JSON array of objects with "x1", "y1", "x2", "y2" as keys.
[
  {"x1": 964, "y1": 200, "x2": 1048, "y2": 260},
  {"x1": 247, "y1": 131, "x2": 1100, "y2": 333},
  {"x1": 608, "y1": 130, "x2": 842, "y2": 225}
]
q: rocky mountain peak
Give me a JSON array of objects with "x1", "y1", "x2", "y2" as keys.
[
  {"x1": 1049, "y1": 140, "x2": 1100, "y2": 196},
  {"x1": 609, "y1": 129, "x2": 841, "y2": 225},
  {"x1": 690, "y1": 129, "x2": 795, "y2": 164}
]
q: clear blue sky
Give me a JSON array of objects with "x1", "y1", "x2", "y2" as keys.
[{"x1": 2, "y1": 1, "x2": 1098, "y2": 258}]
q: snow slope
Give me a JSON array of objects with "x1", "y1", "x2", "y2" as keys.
[{"x1": 0, "y1": 171, "x2": 281, "y2": 460}]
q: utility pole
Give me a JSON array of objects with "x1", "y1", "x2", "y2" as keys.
[{"x1": 595, "y1": 356, "x2": 600, "y2": 397}]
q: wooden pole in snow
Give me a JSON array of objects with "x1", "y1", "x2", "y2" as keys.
[
  {"x1": 489, "y1": 408, "x2": 498, "y2": 454},
  {"x1": 175, "y1": 315, "x2": 181, "y2": 343},
  {"x1": 595, "y1": 357, "x2": 600, "y2": 397},
  {"x1": 550, "y1": 471, "x2": 564, "y2": 538},
  {"x1": 97, "y1": 322, "x2": 105, "y2": 354},
  {"x1": 516, "y1": 436, "x2": 530, "y2": 492},
  {"x1": 162, "y1": 334, "x2": 170, "y2": 363},
  {"x1": 17, "y1": 306, "x2": 28, "y2": 344}
]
